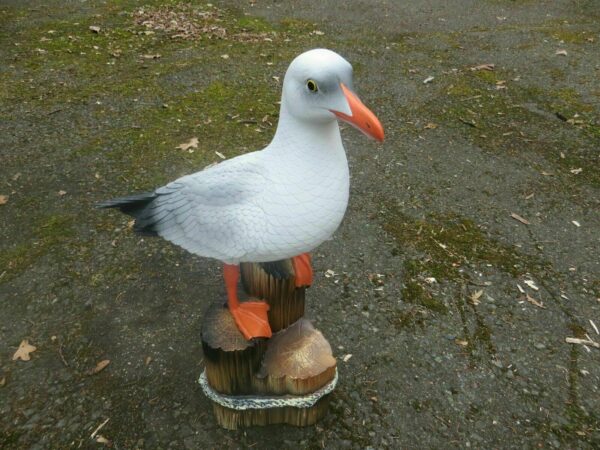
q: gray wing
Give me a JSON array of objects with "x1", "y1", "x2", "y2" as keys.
[{"x1": 137, "y1": 157, "x2": 267, "y2": 262}]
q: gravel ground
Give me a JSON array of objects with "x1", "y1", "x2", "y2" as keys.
[{"x1": 1, "y1": 0, "x2": 599, "y2": 448}]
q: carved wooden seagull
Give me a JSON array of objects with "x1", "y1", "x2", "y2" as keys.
[{"x1": 98, "y1": 48, "x2": 384, "y2": 340}]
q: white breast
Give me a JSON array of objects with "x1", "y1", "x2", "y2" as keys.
[{"x1": 248, "y1": 121, "x2": 350, "y2": 262}]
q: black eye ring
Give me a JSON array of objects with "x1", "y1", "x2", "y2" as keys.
[{"x1": 306, "y1": 79, "x2": 318, "y2": 92}]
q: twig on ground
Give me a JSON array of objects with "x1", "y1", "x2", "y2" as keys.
[
  {"x1": 58, "y1": 344, "x2": 69, "y2": 367},
  {"x1": 565, "y1": 337, "x2": 600, "y2": 349},
  {"x1": 90, "y1": 418, "x2": 110, "y2": 439}
]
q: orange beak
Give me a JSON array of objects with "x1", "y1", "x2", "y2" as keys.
[{"x1": 331, "y1": 83, "x2": 384, "y2": 142}]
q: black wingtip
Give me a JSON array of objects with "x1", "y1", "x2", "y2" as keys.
[
  {"x1": 96, "y1": 193, "x2": 160, "y2": 235},
  {"x1": 96, "y1": 191, "x2": 160, "y2": 234},
  {"x1": 95, "y1": 192, "x2": 157, "y2": 213},
  {"x1": 95, "y1": 199, "x2": 124, "y2": 209}
]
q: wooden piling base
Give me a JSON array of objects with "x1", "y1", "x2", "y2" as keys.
[{"x1": 200, "y1": 260, "x2": 337, "y2": 429}]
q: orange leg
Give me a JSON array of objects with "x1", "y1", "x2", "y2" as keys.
[
  {"x1": 292, "y1": 253, "x2": 313, "y2": 288},
  {"x1": 224, "y1": 264, "x2": 272, "y2": 340}
]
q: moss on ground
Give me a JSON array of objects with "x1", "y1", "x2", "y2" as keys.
[
  {"x1": 380, "y1": 16, "x2": 599, "y2": 189},
  {"x1": 402, "y1": 260, "x2": 448, "y2": 313},
  {"x1": 384, "y1": 208, "x2": 547, "y2": 281},
  {"x1": 388, "y1": 306, "x2": 430, "y2": 330},
  {"x1": 382, "y1": 207, "x2": 552, "y2": 313},
  {"x1": 428, "y1": 69, "x2": 600, "y2": 186},
  {"x1": 542, "y1": 27, "x2": 595, "y2": 44},
  {"x1": 0, "y1": 214, "x2": 75, "y2": 282}
]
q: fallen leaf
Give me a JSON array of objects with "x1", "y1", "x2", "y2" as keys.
[
  {"x1": 470, "y1": 290, "x2": 483, "y2": 305},
  {"x1": 89, "y1": 25, "x2": 101, "y2": 33},
  {"x1": 511, "y1": 212, "x2": 530, "y2": 225},
  {"x1": 455, "y1": 339, "x2": 469, "y2": 346},
  {"x1": 145, "y1": 356, "x2": 152, "y2": 365},
  {"x1": 176, "y1": 137, "x2": 199, "y2": 152},
  {"x1": 424, "y1": 277, "x2": 437, "y2": 284},
  {"x1": 424, "y1": 122, "x2": 438, "y2": 129},
  {"x1": 12, "y1": 172, "x2": 21, "y2": 181},
  {"x1": 215, "y1": 151, "x2": 226, "y2": 160},
  {"x1": 342, "y1": 354, "x2": 352, "y2": 362},
  {"x1": 220, "y1": 54, "x2": 229, "y2": 59},
  {"x1": 470, "y1": 63, "x2": 495, "y2": 71},
  {"x1": 590, "y1": 320, "x2": 599, "y2": 335},
  {"x1": 517, "y1": 284, "x2": 525, "y2": 294},
  {"x1": 58, "y1": 190, "x2": 67, "y2": 196},
  {"x1": 570, "y1": 168, "x2": 583, "y2": 174},
  {"x1": 13, "y1": 340, "x2": 37, "y2": 361},
  {"x1": 541, "y1": 171, "x2": 553, "y2": 176},
  {"x1": 88, "y1": 359, "x2": 110, "y2": 375},
  {"x1": 525, "y1": 294, "x2": 545, "y2": 308},
  {"x1": 368, "y1": 273, "x2": 385, "y2": 286},
  {"x1": 567, "y1": 116, "x2": 585, "y2": 125},
  {"x1": 96, "y1": 435, "x2": 111, "y2": 445},
  {"x1": 572, "y1": 220, "x2": 581, "y2": 227},
  {"x1": 324, "y1": 269, "x2": 336, "y2": 278},
  {"x1": 423, "y1": 76, "x2": 435, "y2": 84},
  {"x1": 0, "y1": 195, "x2": 8, "y2": 205},
  {"x1": 458, "y1": 117, "x2": 477, "y2": 127},
  {"x1": 0, "y1": 377, "x2": 6, "y2": 387},
  {"x1": 555, "y1": 49, "x2": 568, "y2": 56},
  {"x1": 142, "y1": 53, "x2": 161, "y2": 59}
]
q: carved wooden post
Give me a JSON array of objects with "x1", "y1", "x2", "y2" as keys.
[{"x1": 200, "y1": 260, "x2": 337, "y2": 429}]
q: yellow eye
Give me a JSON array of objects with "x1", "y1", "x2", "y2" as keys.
[{"x1": 306, "y1": 79, "x2": 318, "y2": 92}]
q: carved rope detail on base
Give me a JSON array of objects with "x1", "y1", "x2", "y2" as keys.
[{"x1": 198, "y1": 368, "x2": 338, "y2": 410}]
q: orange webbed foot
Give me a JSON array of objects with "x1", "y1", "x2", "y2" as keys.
[
  {"x1": 292, "y1": 253, "x2": 313, "y2": 288},
  {"x1": 229, "y1": 301, "x2": 272, "y2": 340}
]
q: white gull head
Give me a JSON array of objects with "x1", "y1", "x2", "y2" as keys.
[{"x1": 276, "y1": 48, "x2": 384, "y2": 142}]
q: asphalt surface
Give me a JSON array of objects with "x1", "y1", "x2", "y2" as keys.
[{"x1": 1, "y1": 0, "x2": 599, "y2": 448}]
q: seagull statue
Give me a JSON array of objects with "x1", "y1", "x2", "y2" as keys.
[{"x1": 98, "y1": 48, "x2": 384, "y2": 340}]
